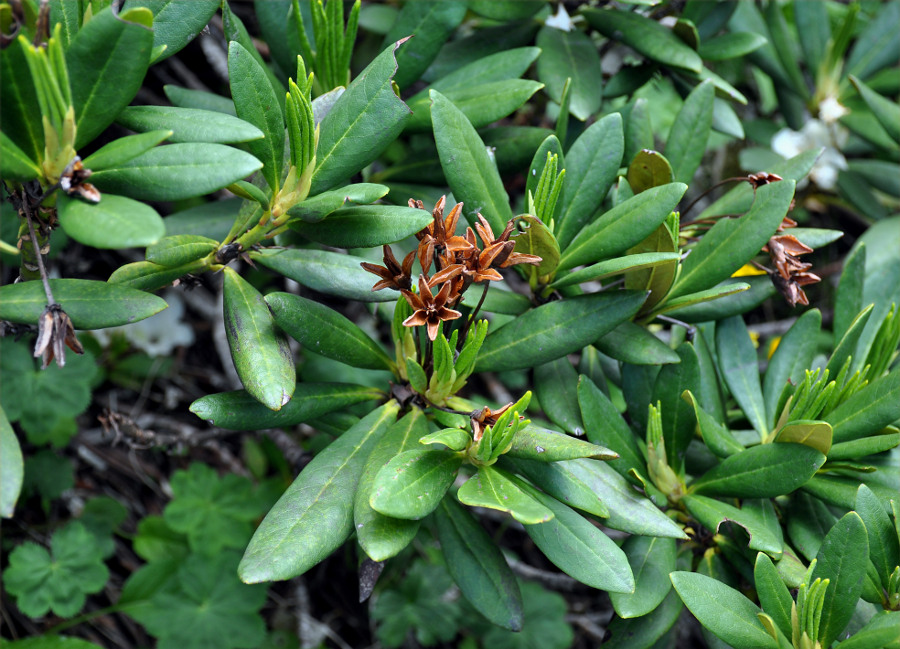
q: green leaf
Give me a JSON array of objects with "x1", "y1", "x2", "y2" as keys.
[
  {"x1": 653, "y1": 342, "x2": 702, "y2": 470},
  {"x1": 227, "y1": 41, "x2": 284, "y2": 191},
  {"x1": 56, "y1": 193, "x2": 165, "y2": 249},
  {"x1": 792, "y1": 0, "x2": 830, "y2": 74},
  {"x1": 423, "y1": 46, "x2": 542, "y2": 96},
  {"x1": 812, "y1": 512, "x2": 869, "y2": 648},
  {"x1": 458, "y1": 466, "x2": 553, "y2": 525},
  {"x1": 533, "y1": 357, "x2": 582, "y2": 435},
  {"x1": 690, "y1": 443, "x2": 825, "y2": 498},
  {"x1": 287, "y1": 183, "x2": 389, "y2": 223},
  {"x1": 5, "y1": 637, "x2": 105, "y2": 649},
  {"x1": 251, "y1": 248, "x2": 397, "y2": 303},
  {"x1": 116, "y1": 106, "x2": 264, "y2": 144},
  {"x1": 826, "y1": 304, "x2": 872, "y2": 377},
  {"x1": 626, "y1": 149, "x2": 674, "y2": 195},
  {"x1": 558, "y1": 183, "x2": 687, "y2": 272},
  {"x1": 682, "y1": 390, "x2": 744, "y2": 458},
  {"x1": 67, "y1": 6, "x2": 154, "y2": 148},
  {"x1": 369, "y1": 449, "x2": 462, "y2": 520},
  {"x1": 555, "y1": 113, "x2": 624, "y2": 250},
  {"x1": 503, "y1": 457, "x2": 608, "y2": 520},
  {"x1": 461, "y1": 285, "x2": 532, "y2": 316},
  {"x1": 825, "y1": 369, "x2": 900, "y2": 443},
  {"x1": 697, "y1": 31, "x2": 768, "y2": 60},
  {"x1": 583, "y1": 8, "x2": 703, "y2": 73},
  {"x1": 670, "y1": 571, "x2": 777, "y2": 649},
  {"x1": 520, "y1": 481, "x2": 635, "y2": 593},
  {"x1": 289, "y1": 205, "x2": 433, "y2": 248},
  {"x1": 431, "y1": 89, "x2": 513, "y2": 234},
  {"x1": 509, "y1": 215, "x2": 560, "y2": 277},
  {"x1": 355, "y1": 410, "x2": 427, "y2": 561},
  {"x1": 716, "y1": 315, "x2": 767, "y2": 436},
  {"x1": 666, "y1": 80, "x2": 714, "y2": 185},
  {"x1": 625, "y1": 219, "x2": 679, "y2": 316},
  {"x1": 107, "y1": 260, "x2": 206, "y2": 292},
  {"x1": 834, "y1": 244, "x2": 866, "y2": 350},
  {"x1": 610, "y1": 536, "x2": 676, "y2": 619},
  {"x1": 578, "y1": 376, "x2": 647, "y2": 479},
  {"x1": 551, "y1": 253, "x2": 682, "y2": 291},
  {"x1": 754, "y1": 553, "x2": 793, "y2": 640},
  {"x1": 90, "y1": 143, "x2": 263, "y2": 201},
  {"x1": 164, "y1": 85, "x2": 237, "y2": 115},
  {"x1": 145, "y1": 235, "x2": 218, "y2": 267},
  {"x1": 669, "y1": 180, "x2": 795, "y2": 300},
  {"x1": 385, "y1": 1, "x2": 468, "y2": 90},
  {"x1": 474, "y1": 291, "x2": 647, "y2": 373},
  {"x1": 536, "y1": 25, "x2": 603, "y2": 121},
  {"x1": 266, "y1": 292, "x2": 393, "y2": 371},
  {"x1": 855, "y1": 484, "x2": 900, "y2": 593},
  {"x1": 406, "y1": 79, "x2": 543, "y2": 132},
  {"x1": 81, "y1": 130, "x2": 172, "y2": 170},
  {"x1": 774, "y1": 420, "x2": 832, "y2": 455},
  {"x1": 849, "y1": 75, "x2": 900, "y2": 144},
  {"x1": 310, "y1": 40, "x2": 412, "y2": 194},
  {"x1": 508, "y1": 425, "x2": 617, "y2": 463},
  {"x1": 0, "y1": 131, "x2": 40, "y2": 182},
  {"x1": 222, "y1": 268, "x2": 295, "y2": 411},
  {"x1": 4, "y1": 522, "x2": 109, "y2": 618},
  {"x1": 0, "y1": 278, "x2": 166, "y2": 329},
  {"x1": 133, "y1": 516, "x2": 188, "y2": 563},
  {"x1": 122, "y1": 0, "x2": 219, "y2": 61},
  {"x1": 662, "y1": 277, "x2": 772, "y2": 323},
  {"x1": 239, "y1": 402, "x2": 399, "y2": 583},
  {"x1": 602, "y1": 589, "x2": 683, "y2": 649},
  {"x1": 419, "y1": 428, "x2": 470, "y2": 452},
  {"x1": 0, "y1": 408, "x2": 24, "y2": 518},
  {"x1": 435, "y1": 498, "x2": 523, "y2": 632},
  {"x1": 763, "y1": 309, "x2": 822, "y2": 427},
  {"x1": 845, "y1": 1, "x2": 900, "y2": 80},
  {"x1": 827, "y1": 430, "x2": 900, "y2": 461}
]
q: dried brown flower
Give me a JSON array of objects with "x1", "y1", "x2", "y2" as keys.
[
  {"x1": 34, "y1": 303, "x2": 84, "y2": 369},
  {"x1": 414, "y1": 196, "x2": 464, "y2": 274},
  {"x1": 470, "y1": 402, "x2": 514, "y2": 442},
  {"x1": 361, "y1": 245, "x2": 415, "y2": 291},
  {"x1": 764, "y1": 234, "x2": 821, "y2": 307},
  {"x1": 401, "y1": 275, "x2": 463, "y2": 341},
  {"x1": 747, "y1": 171, "x2": 783, "y2": 189},
  {"x1": 59, "y1": 158, "x2": 100, "y2": 203}
]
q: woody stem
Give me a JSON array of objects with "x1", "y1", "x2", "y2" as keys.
[{"x1": 19, "y1": 186, "x2": 56, "y2": 305}]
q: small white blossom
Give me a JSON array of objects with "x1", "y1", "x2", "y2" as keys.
[
  {"x1": 819, "y1": 95, "x2": 849, "y2": 124},
  {"x1": 771, "y1": 118, "x2": 849, "y2": 191},
  {"x1": 545, "y1": 3, "x2": 573, "y2": 31}
]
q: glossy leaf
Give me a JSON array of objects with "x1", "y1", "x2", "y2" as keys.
[
  {"x1": 610, "y1": 536, "x2": 676, "y2": 619},
  {"x1": 716, "y1": 315, "x2": 767, "y2": 436},
  {"x1": 81, "y1": 130, "x2": 172, "y2": 171},
  {"x1": 825, "y1": 369, "x2": 900, "y2": 443},
  {"x1": 578, "y1": 376, "x2": 646, "y2": 479},
  {"x1": 423, "y1": 46, "x2": 541, "y2": 96},
  {"x1": 533, "y1": 358, "x2": 582, "y2": 435},
  {"x1": 431, "y1": 89, "x2": 513, "y2": 234},
  {"x1": 435, "y1": 498, "x2": 523, "y2": 631},
  {"x1": 509, "y1": 215, "x2": 560, "y2": 277},
  {"x1": 826, "y1": 304, "x2": 872, "y2": 377},
  {"x1": 0, "y1": 408, "x2": 24, "y2": 518},
  {"x1": 845, "y1": 1, "x2": 900, "y2": 80},
  {"x1": 458, "y1": 466, "x2": 553, "y2": 524},
  {"x1": 698, "y1": 32, "x2": 768, "y2": 60},
  {"x1": 602, "y1": 589, "x2": 683, "y2": 649},
  {"x1": 251, "y1": 249, "x2": 397, "y2": 303},
  {"x1": 310, "y1": 41, "x2": 412, "y2": 194},
  {"x1": 290, "y1": 205, "x2": 432, "y2": 248},
  {"x1": 122, "y1": 0, "x2": 219, "y2": 61},
  {"x1": 556, "y1": 113, "x2": 624, "y2": 250},
  {"x1": 682, "y1": 390, "x2": 744, "y2": 458},
  {"x1": 683, "y1": 494, "x2": 782, "y2": 557},
  {"x1": 369, "y1": 449, "x2": 462, "y2": 520},
  {"x1": 67, "y1": 6, "x2": 154, "y2": 147},
  {"x1": 855, "y1": 484, "x2": 900, "y2": 592},
  {"x1": 690, "y1": 443, "x2": 825, "y2": 498},
  {"x1": 670, "y1": 572, "x2": 777, "y2": 649},
  {"x1": 754, "y1": 553, "x2": 793, "y2": 640},
  {"x1": 461, "y1": 285, "x2": 531, "y2": 316},
  {"x1": 626, "y1": 149, "x2": 674, "y2": 194},
  {"x1": 558, "y1": 183, "x2": 687, "y2": 272},
  {"x1": 669, "y1": 180, "x2": 795, "y2": 300},
  {"x1": 266, "y1": 292, "x2": 393, "y2": 371},
  {"x1": 145, "y1": 234, "x2": 217, "y2": 267},
  {"x1": 287, "y1": 183, "x2": 389, "y2": 223},
  {"x1": 386, "y1": 1, "x2": 467, "y2": 89},
  {"x1": 90, "y1": 143, "x2": 263, "y2": 201},
  {"x1": 812, "y1": 512, "x2": 869, "y2": 648},
  {"x1": 223, "y1": 268, "x2": 295, "y2": 411},
  {"x1": 239, "y1": 402, "x2": 399, "y2": 583},
  {"x1": 774, "y1": 421, "x2": 832, "y2": 455},
  {"x1": 116, "y1": 106, "x2": 263, "y2": 144},
  {"x1": 625, "y1": 218, "x2": 678, "y2": 316},
  {"x1": 164, "y1": 85, "x2": 237, "y2": 116},
  {"x1": 474, "y1": 291, "x2": 647, "y2": 373},
  {"x1": 836, "y1": 612, "x2": 900, "y2": 649},
  {"x1": 107, "y1": 259, "x2": 206, "y2": 292},
  {"x1": 536, "y1": 25, "x2": 603, "y2": 120},
  {"x1": 834, "y1": 244, "x2": 866, "y2": 350},
  {"x1": 653, "y1": 343, "x2": 702, "y2": 471},
  {"x1": 0, "y1": 279, "x2": 166, "y2": 329},
  {"x1": 662, "y1": 277, "x2": 773, "y2": 323},
  {"x1": 0, "y1": 40, "x2": 42, "y2": 163},
  {"x1": 666, "y1": 80, "x2": 714, "y2": 184},
  {"x1": 508, "y1": 425, "x2": 617, "y2": 463},
  {"x1": 827, "y1": 431, "x2": 900, "y2": 461},
  {"x1": 763, "y1": 309, "x2": 822, "y2": 427},
  {"x1": 406, "y1": 80, "x2": 543, "y2": 132},
  {"x1": 0, "y1": 132, "x2": 40, "y2": 181},
  {"x1": 189, "y1": 383, "x2": 381, "y2": 431},
  {"x1": 419, "y1": 428, "x2": 470, "y2": 452},
  {"x1": 355, "y1": 410, "x2": 426, "y2": 561},
  {"x1": 503, "y1": 457, "x2": 608, "y2": 520}
]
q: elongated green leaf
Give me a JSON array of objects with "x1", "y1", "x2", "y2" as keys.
[
  {"x1": 754, "y1": 553, "x2": 793, "y2": 640},
  {"x1": 670, "y1": 180, "x2": 795, "y2": 300},
  {"x1": 90, "y1": 143, "x2": 262, "y2": 201},
  {"x1": 825, "y1": 369, "x2": 900, "y2": 443},
  {"x1": 355, "y1": 410, "x2": 426, "y2": 561},
  {"x1": 850, "y1": 76, "x2": 900, "y2": 151},
  {"x1": 406, "y1": 79, "x2": 543, "y2": 132},
  {"x1": 0, "y1": 408, "x2": 24, "y2": 518},
  {"x1": 697, "y1": 32, "x2": 768, "y2": 61},
  {"x1": 290, "y1": 205, "x2": 432, "y2": 248},
  {"x1": 81, "y1": 130, "x2": 172, "y2": 171},
  {"x1": 836, "y1": 612, "x2": 900, "y2": 649},
  {"x1": 56, "y1": 194, "x2": 165, "y2": 249},
  {"x1": 774, "y1": 421, "x2": 832, "y2": 455},
  {"x1": 435, "y1": 498, "x2": 523, "y2": 631},
  {"x1": 845, "y1": 1, "x2": 900, "y2": 80},
  {"x1": 534, "y1": 358, "x2": 583, "y2": 435},
  {"x1": 670, "y1": 572, "x2": 777, "y2": 649},
  {"x1": 583, "y1": 8, "x2": 703, "y2": 73},
  {"x1": 0, "y1": 131, "x2": 40, "y2": 181},
  {"x1": 682, "y1": 494, "x2": 783, "y2": 557},
  {"x1": 474, "y1": 291, "x2": 647, "y2": 373},
  {"x1": 386, "y1": 1, "x2": 467, "y2": 90},
  {"x1": 653, "y1": 343, "x2": 702, "y2": 471},
  {"x1": 502, "y1": 456, "x2": 609, "y2": 519},
  {"x1": 266, "y1": 292, "x2": 393, "y2": 371},
  {"x1": 458, "y1": 466, "x2": 553, "y2": 524},
  {"x1": 536, "y1": 25, "x2": 603, "y2": 120},
  {"x1": 602, "y1": 588, "x2": 683, "y2": 649},
  {"x1": 310, "y1": 41, "x2": 412, "y2": 194},
  {"x1": 626, "y1": 150, "x2": 673, "y2": 194},
  {"x1": 578, "y1": 376, "x2": 646, "y2": 478},
  {"x1": 654, "y1": 282, "x2": 750, "y2": 316},
  {"x1": 556, "y1": 114, "x2": 625, "y2": 250},
  {"x1": 716, "y1": 316, "x2": 767, "y2": 436},
  {"x1": 827, "y1": 431, "x2": 900, "y2": 461},
  {"x1": 0, "y1": 40, "x2": 42, "y2": 163},
  {"x1": 252, "y1": 249, "x2": 397, "y2": 303},
  {"x1": 189, "y1": 383, "x2": 382, "y2": 431},
  {"x1": 423, "y1": 47, "x2": 542, "y2": 96},
  {"x1": 223, "y1": 268, "x2": 295, "y2": 411},
  {"x1": 67, "y1": 6, "x2": 153, "y2": 147},
  {"x1": 123, "y1": 0, "x2": 220, "y2": 61},
  {"x1": 856, "y1": 484, "x2": 899, "y2": 593},
  {"x1": 239, "y1": 402, "x2": 399, "y2": 582},
  {"x1": 287, "y1": 183, "x2": 389, "y2": 223},
  {"x1": 107, "y1": 259, "x2": 207, "y2": 292},
  {"x1": 827, "y1": 304, "x2": 872, "y2": 376},
  {"x1": 145, "y1": 235, "x2": 218, "y2": 267},
  {"x1": 663, "y1": 277, "x2": 773, "y2": 323},
  {"x1": 682, "y1": 391, "x2": 744, "y2": 458},
  {"x1": 164, "y1": 85, "x2": 237, "y2": 116},
  {"x1": 431, "y1": 89, "x2": 513, "y2": 234},
  {"x1": 690, "y1": 443, "x2": 825, "y2": 498},
  {"x1": 509, "y1": 215, "x2": 560, "y2": 277},
  {"x1": 227, "y1": 41, "x2": 283, "y2": 191},
  {"x1": 551, "y1": 253, "x2": 681, "y2": 291},
  {"x1": 521, "y1": 482, "x2": 635, "y2": 593},
  {"x1": 558, "y1": 183, "x2": 687, "y2": 272},
  {"x1": 598, "y1": 324, "x2": 679, "y2": 370},
  {"x1": 461, "y1": 285, "x2": 531, "y2": 316},
  {"x1": 369, "y1": 448, "x2": 461, "y2": 520},
  {"x1": 116, "y1": 106, "x2": 263, "y2": 144},
  {"x1": 812, "y1": 512, "x2": 869, "y2": 648},
  {"x1": 763, "y1": 309, "x2": 822, "y2": 427},
  {"x1": 666, "y1": 80, "x2": 714, "y2": 184},
  {"x1": 0, "y1": 279, "x2": 166, "y2": 329},
  {"x1": 834, "y1": 244, "x2": 865, "y2": 350},
  {"x1": 610, "y1": 536, "x2": 676, "y2": 619}
]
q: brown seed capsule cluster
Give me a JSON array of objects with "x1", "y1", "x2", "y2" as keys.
[
  {"x1": 763, "y1": 216, "x2": 821, "y2": 307},
  {"x1": 362, "y1": 197, "x2": 541, "y2": 340}
]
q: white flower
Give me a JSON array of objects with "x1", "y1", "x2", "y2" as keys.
[
  {"x1": 92, "y1": 290, "x2": 194, "y2": 357},
  {"x1": 545, "y1": 3, "x2": 573, "y2": 31},
  {"x1": 819, "y1": 95, "x2": 849, "y2": 124},
  {"x1": 771, "y1": 118, "x2": 848, "y2": 191}
]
